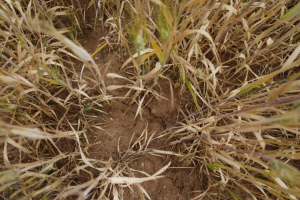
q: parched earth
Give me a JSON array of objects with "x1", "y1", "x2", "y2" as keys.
[{"x1": 73, "y1": 9, "x2": 202, "y2": 199}]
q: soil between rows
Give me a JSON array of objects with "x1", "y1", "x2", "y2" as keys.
[{"x1": 74, "y1": 16, "x2": 202, "y2": 198}]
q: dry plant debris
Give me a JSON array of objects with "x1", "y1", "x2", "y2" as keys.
[{"x1": 0, "y1": 0, "x2": 300, "y2": 199}]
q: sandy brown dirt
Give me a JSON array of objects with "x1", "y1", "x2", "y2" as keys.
[
  {"x1": 72, "y1": 8, "x2": 202, "y2": 197},
  {"x1": 81, "y1": 49, "x2": 201, "y2": 200}
]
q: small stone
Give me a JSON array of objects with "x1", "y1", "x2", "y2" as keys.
[{"x1": 151, "y1": 108, "x2": 156, "y2": 115}]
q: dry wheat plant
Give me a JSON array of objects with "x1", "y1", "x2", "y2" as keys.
[{"x1": 0, "y1": 0, "x2": 300, "y2": 199}]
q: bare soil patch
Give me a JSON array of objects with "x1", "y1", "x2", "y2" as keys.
[{"x1": 75, "y1": 20, "x2": 202, "y2": 198}]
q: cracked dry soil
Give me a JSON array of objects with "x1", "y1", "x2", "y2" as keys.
[
  {"x1": 64, "y1": 2, "x2": 202, "y2": 198},
  {"x1": 76, "y1": 29, "x2": 201, "y2": 200},
  {"x1": 84, "y1": 54, "x2": 201, "y2": 199}
]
